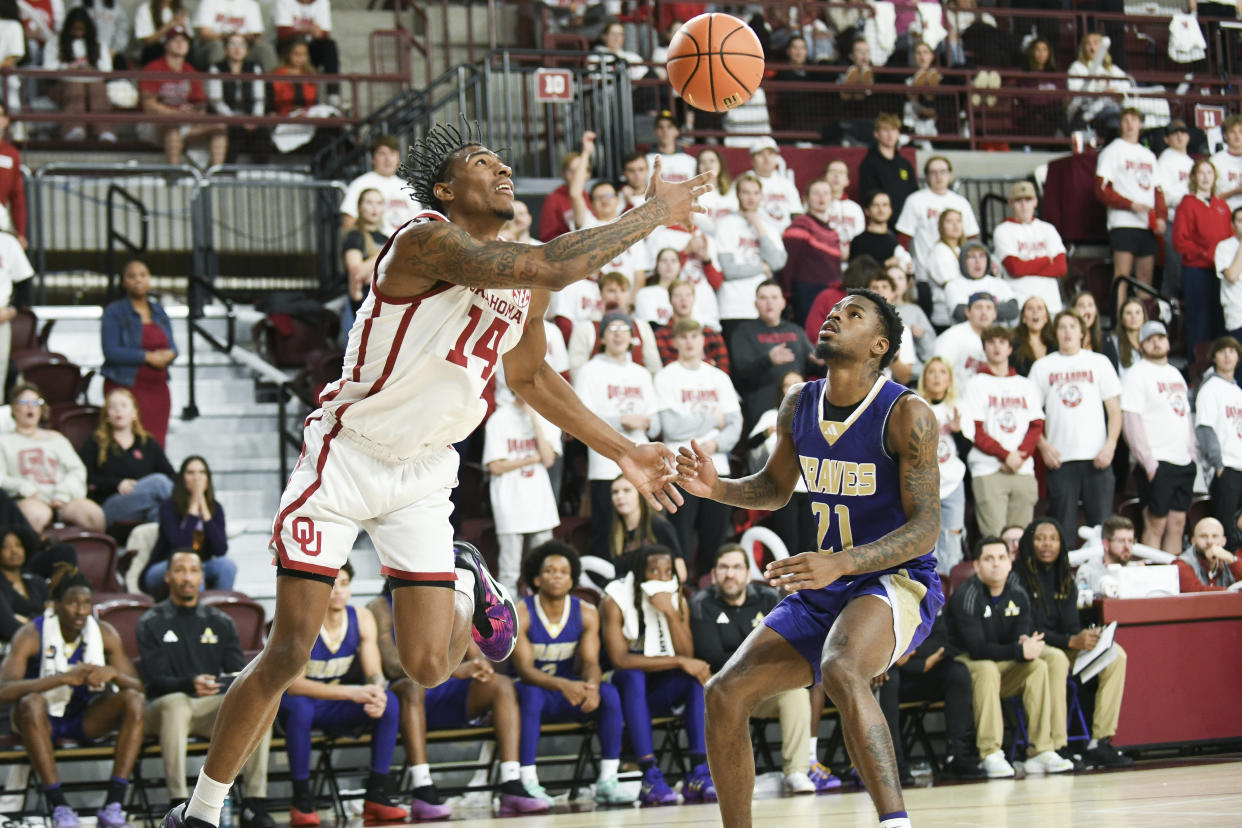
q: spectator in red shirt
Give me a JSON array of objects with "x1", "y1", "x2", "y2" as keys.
[
  {"x1": 270, "y1": 36, "x2": 317, "y2": 116},
  {"x1": 140, "y1": 25, "x2": 227, "y2": 165},
  {"x1": 538, "y1": 139, "x2": 590, "y2": 242},
  {"x1": 1173, "y1": 157, "x2": 1233, "y2": 358},
  {"x1": 0, "y1": 102, "x2": 28, "y2": 248},
  {"x1": 1176, "y1": 517, "x2": 1242, "y2": 591},
  {"x1": 654, "y1": 279, "x2": 730, "y2": 373}
]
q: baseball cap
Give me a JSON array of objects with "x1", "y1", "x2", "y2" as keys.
[
  {"x1": 1139, "y1": 320, "x2": 1168, "y2": 342},
  {"x1": 165, "y1": 24, "x2": 191, "y2": 43},
  {"x1": 1166, "y1": 119, "x2": 1189, "y2": 134},
  {"x1": 749, "y1": 136, "x2": 779, "y2": 156},
  {"x1": 600, "y1": 308, "x2": 633, "y2": 333},
  {"x1": 1009, "y1": 181, "x2": 1037, "y2": 200},
  {"x1": 968, "y1": 291, "x2": 997, "y2": 307}
]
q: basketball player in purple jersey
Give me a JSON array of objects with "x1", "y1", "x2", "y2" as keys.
[
  {"x1": 677, "y1": 289, "x2": 944, "y2": 828},
  {"x1": 164, "y1": 121, "x2": 714, "y2": 828}
]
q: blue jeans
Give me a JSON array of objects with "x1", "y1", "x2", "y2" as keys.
[
  {"x1": 144, "y1": 555, "x2": 237, "y2": 593},
  {"x1": 102, "y1": 473, "x2": 174, "y2": 526},
  {"x1": 936, "y1": 481, "x2": 966, "y2": 576},
  {"x1": 1182, "y1": 265, "x2": 1225, "y2": 358}
]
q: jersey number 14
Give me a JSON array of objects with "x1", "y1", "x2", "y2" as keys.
[{"x1": 447, "y1": 305, "x2": 509, "y2": 381}]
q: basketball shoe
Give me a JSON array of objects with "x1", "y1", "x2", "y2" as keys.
[{"x1": 454, "y1": 541, "x2": 518, "y2": 662}]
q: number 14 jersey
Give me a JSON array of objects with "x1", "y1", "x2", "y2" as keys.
[{"x1": 320, "y1": 211, "x2": 530, "y2": 462}]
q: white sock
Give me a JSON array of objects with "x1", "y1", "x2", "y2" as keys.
[
  {"x1": 519, "y1": 765, "x2": 539, "y2": 787},
  {"x1": 186, "y1": 773, "x2": 232, "y2": 826},
  {"x1": 879, "y1": 817, "x2": 912, "y2": 828},
  {"x1": 499, "y1": 761, "x2": 521, "y2": 784},
  {"x1": 599, "y1": 758, "x2": 620, "y2": 781},
  {"x1": 808, "y1": 737, "x2": 819, "y2": 766},
  {"x1": 454, "y1": 568, "x2": 476, "y2": 607},
  {"x1": 411, "y1": 764, "x2": 432, "y2": 789}
]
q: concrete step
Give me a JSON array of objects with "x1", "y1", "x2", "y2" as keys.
[{"x1": 218, "y1": 487, "x2": 284, "y2": 522}]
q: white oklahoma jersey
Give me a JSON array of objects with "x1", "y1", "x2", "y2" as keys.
[{"x1": 272, "y1": 210, "x2": 531, "y2": 581}]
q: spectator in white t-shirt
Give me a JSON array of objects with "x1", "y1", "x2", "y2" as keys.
[
  {"x1": 715, "y1": 172, "x2": 788, "y2": 342},
  {"x1": 1094, "y1": 107, "x2": 1166, "y2": 298},
  {"x1": 917, "y1": 356, "x2": 968, "y2": 575},
  {"x1": 1028, "y1": 309, "x2": 1123, "y2": 538},
  {"x1": 820, "y1": 159, "x2": 866, "y2": 257},
  {"x1": 618, "y1": 150, "x2": 649, "y2": 212},
  {"x1": 1121, "y1": 321, "x2": 1197, "y2": 555},
  {"x1": 573, "y1": 308, "x2": 660, "y2": 554},
  {"x1": 1159, "y1": 119, "x2": 1194, "y2": 293},
  {"x1": 134, "y1": 0, "x2": 189, "y2": 64},
  {"x1": 744, "y1": 136, "x2": 803, "y2": 231},
  {"x1": 634, "y1": 247, "x2": 679, "y2": 329},
  {"x1": 691, "y1": 148, "x2": 737, "y2": 239},
  {"x1": 1210, "y1": 114, "x2": 1242, "y2": 211},
  {"x1": 943, "y1": 241, "x2": 1018, "y2": 324},
  {"x1": 933, "y1": 291, "x2": 995, "y2": 385},
  {"x1": 1195, "y1": 336, "x2": 1242, "y2": 546},
  {"x1": 655, "y1": 318, "x2": 742, "y2": 576},
  {"x1": 961, "y1": 326, "x2": 1044, "y2": 537},
  {"x1": 645, "y1": 112, "x2": 696, "y2": 184},
  {"x1": 0, "y1": 228, "x2": 33, "y2": 393},
  {"x1": 483, "y1": 390, "x2": 561, "y2": 596},
  {"x1": 340, "y1": 135, "x2": 420, "y2": 234},
  {"x1": 895, "y1": 155, "x2": 980, "y2": 291},
  {"x1": 192, "y1": 0, "x2": 275, "y2": 70},
  {"x1": 568, "y1": 272, "x2": 661, "y2": 380},
  {"x1": 991, "y1": 181, "x2": 1067, "y2": 314},
  {"x1": 1214, "y1": 205, "x2": 1242, "y2": 341},
  {"x1": 927, "y1": 208, "x2": 966, "y2": 326}
]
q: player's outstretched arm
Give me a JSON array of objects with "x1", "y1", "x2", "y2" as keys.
[
  {"x1": 503, "y1": 293, "x2": 682, "y2": 513},
  {"x1": 765, "y1": 395, "x2": 942, "y2": 592},
  {"x1": 676, "y1": 383, "x2": 803, "y2": 511},
  {"x1": 396, "y1": 158, "x2": 714, "y2": 293}
]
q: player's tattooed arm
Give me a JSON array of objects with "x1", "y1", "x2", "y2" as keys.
[
  {"x1": 683, "y1": 383, "x2": 803, "y2": 510},
  {"x1": 836, "y1": 395, "x2": 942, "y2": 576}
]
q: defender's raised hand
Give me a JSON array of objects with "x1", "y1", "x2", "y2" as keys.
[
  {"x1": 618, "y1": 442, "x2": 684, "y2": 513},
  {"x1": 675, "y1": 439, "x2": 718, "y2": 499},
  {"x1": 644, "y1": 155, "x2": 715, "y2": 229}
]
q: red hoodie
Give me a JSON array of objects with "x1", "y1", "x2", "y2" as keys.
[{"x1": 1172, "y1": 194, "x2": 1233, "y2": 268}]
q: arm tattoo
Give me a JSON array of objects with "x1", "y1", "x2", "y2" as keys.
[
  {"x1": 402, "y1": 200, "x2": 671, "y2": 292},
  {"x1": 711, "y1": 387, "x2": 798, "y2": 510},
  {"x1": 840, "y1": 398, "x2": 941, "y2": 575}
]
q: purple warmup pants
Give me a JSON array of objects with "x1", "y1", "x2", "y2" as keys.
[
  {"x1": 608, "y1": 668, "x2": 706, "y2": 758},
  {"x1": 515, "y1": 681, "x2": 624, "y2": 766},
  {"x1": 277, "y1": 692, "x2": 400, "y2": 779}
]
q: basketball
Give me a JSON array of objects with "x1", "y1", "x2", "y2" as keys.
[{"x1": 664, "y1": 13, "x2": 765, "y2": 114}]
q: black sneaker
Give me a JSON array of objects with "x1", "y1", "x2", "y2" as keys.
[
  {"x1": 1057, "y1": 746, "x2": 1086, "y2": 771},
  {"x1": 239, "y1": 799, "x2": 275, "y2": 828},
  {"x1": 1084, "y1": 738, "x2": 1134, "y2": 769},
  {"x1": 161, "y1": 803, "x2": 216, "y2": 828},
  {"x1": 941, "y1": 755, "x2": 987, "y2": 780}
]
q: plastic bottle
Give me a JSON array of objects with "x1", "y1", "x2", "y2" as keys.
[{"x1": 220, "y1": 795, "x2": 234, "y2": 828}]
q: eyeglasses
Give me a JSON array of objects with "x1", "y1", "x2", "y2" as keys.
[{"x1": 13, "y1": 398, "x2": 44, "y2": 407}]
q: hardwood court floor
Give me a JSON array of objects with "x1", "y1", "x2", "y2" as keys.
[{"x1": 405, "y1": 758, "x2": 1242, "y2": 827}]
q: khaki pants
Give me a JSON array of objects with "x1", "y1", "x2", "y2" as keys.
[
  {"x1": 751, "y1": 688, "x2": 811, "y2": 775},
  {"x1": 971, "y1": 472, "x2": 1039, "y2": 537},
  {"x1": 957, "y1": 654, "x2": 1054, "y2": 757},
  {"x1": 1038, "y1": 643, "x2": 1128, "y2": 745},
  {"x1": 144, "y1": 693, "x2": 272, "y2": 799}
]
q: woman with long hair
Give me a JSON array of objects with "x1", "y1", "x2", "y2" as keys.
[
  {"x1": 1012, "y1": 296, "x2": 1057, "y2": 376},
  {"x1": 1106, "y1": 297, "x2": 1148, "y2": 376},
  {"x1": 44, "y1": 6, "x2": 116, "y2": 142},
  {"x1": 1173, "y1": 157, "x2": 1232, "y2": 358},
  {"x1": 1020, "y1": 37, "x2": 1063, "y2": 136},
  {"x1": 141, "y1": 455, "x2": 236, "y2": 594},
  {"x1": 633, "y1": 247, "x2": 681, "y2": 328},
  {"x1": 340, "y1": 187, "x2": 389, "y2": 341},
  {"x1": 81, "y1": 387, "x2": 176, "y2": 527},
  {"x1": 929, "y1": 208, "x2": 966, "y2": 326},
  {"x1": 918, "y1": 357, "x2": 968, "y2": 574},
  {"x1": 599, "y1": 544, "x2": 713, "y2": 804},
  {"x1": 0, "y1": 526, "x2": 48, "y2": 642},
  {"x1": 1013, "y1": 517, "x2": 1133, "y2": 769},
  {"x1": 1070, "y1": 291, "x2": 1105, "y2": 354},
  {"x1": 607, "y1": 475, "x2": 684, "y2": 582},
  {"x1": 693, "y1": 147, "x2": 737, "y2": 236}
]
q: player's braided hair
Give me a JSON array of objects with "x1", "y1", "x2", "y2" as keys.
[
  {"x1": 1015, "y1": 516, "x2": 1074, "y2": 604},
  {"x1": 49, "y1": 562, "x2": 92, "y2": 602},
  {"x1": 627, "y1": 545, "x2": 679, "y2": 645},
  {"x1": 399, "y1": 117, "x2": 486, "y2": 214},
  {"x1": 846, "y1": 287, "x2": 905, "y2": 371}
]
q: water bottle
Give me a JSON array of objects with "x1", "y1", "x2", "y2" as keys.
[{"x1": 220, "y1": 795, "x2": 234, "y2": 828}]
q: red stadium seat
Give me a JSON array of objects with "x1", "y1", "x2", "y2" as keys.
[
  {"x1": 201, "y1": 590, "x2": 268, "y2": 653},
  {"x1": 96, "y1": 594, "x2": 155, "y2": 660},
  {"x1": 62, "y1": 531, "x2": 120, "y2": 593}
]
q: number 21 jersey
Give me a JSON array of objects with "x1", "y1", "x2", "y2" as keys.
[{"x1": 319, "y1": 211, "x2": 530, "y2": 461}]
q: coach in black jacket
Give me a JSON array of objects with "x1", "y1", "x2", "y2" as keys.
[
  {"x1": 136, "y1": 551, "x2": 274, "y2": 825},
  {"x1": 947, "y1": 537, "x2": 1073, "y2": 777}
]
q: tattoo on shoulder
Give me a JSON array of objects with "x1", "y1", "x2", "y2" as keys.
[
  {"x1": 777, "y1": 383, "x2": 803, "y2": 435},
  {"x1": 402, "y1": 221, "x2": 524, "y2": 289}
]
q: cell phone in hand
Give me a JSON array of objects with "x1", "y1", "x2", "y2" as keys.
[{"x1": 216, "y1": 672, "x2": 240, "y2": 691}]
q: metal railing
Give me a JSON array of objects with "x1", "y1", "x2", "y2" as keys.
[{"x1": 387, "y1": 0, "x2": 501, "y2": 81}]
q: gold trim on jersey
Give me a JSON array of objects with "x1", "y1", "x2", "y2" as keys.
[
  {"x1": 534, "y1": 595, "x2": 572, "y2": 639},
  {"x1": 319, "y1": 611, "x2": 349, "y2": 655},
  {"x1": 817, "y1": 376, "x2": 886, "y2": 446}
]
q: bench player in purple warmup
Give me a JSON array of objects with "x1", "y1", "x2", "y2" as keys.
[
  {"x1": 677, "y1": 288, "x2": 944, "y2": 828},
  {"x1": 162, "y1": 120, "x2": 714, "y2": 828}
]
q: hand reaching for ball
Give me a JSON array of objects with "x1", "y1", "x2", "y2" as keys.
[{"x1": 644, "y1": 156, "x2": 715, "y2": 229}]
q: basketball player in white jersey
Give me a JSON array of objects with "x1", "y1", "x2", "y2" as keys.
[{"x1": 163, "y1": 121, "x2": 714, "y2": 828}]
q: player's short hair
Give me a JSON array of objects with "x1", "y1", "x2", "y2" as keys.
[
  {"x1": 714, "y1": 542, "x2": 748, "y2": 567},
  {"x1": 522, "y1": 540, "x2": 582, "y2": 592},
  {"x1": 339, "y1": 560, "x2": 355, "y2": 580},
  {"x1": 1225, "y1": 114, "x2": 1242, "y2": 133},
  {"x1": 1052, "y1": 309, "x2": 1089, "y2": 342},
  {"x1": 1101, "y1": 514, "x2": 1135, "y2": 540},
  {"x1": 756, "y1": 279, "x2": 782, "y2": 296},
  {"x1": 370, "y1": 134, "x2": 399, "y2": 155},
  {"x1": 980, "y1": 324, "x2": 1012, "y2": 346},
  {"x1": 974, "y1": 535, "x2": 1007, "y2": 560},
  {"x1": 400, "y1": 118, "x2": 490, "y2": 214},
  {"x1": 668, "y1": 278, "x2": 693, "y2": 298},
  {"x1": 672, "y1": 318, "x2": 702, "y2": 337},
  {"x1": 846, "y1": 287, "x2": 905, "y2": 371},
  {"x1": 1120, "y1": 106, "x2": 1144, "y2": 122},
  {"x1": 874, "y1": 112, "x2": 902, "y2": 131},
  {"x1": 598, "y1": 271, "x2": 630, "y2": 291}
]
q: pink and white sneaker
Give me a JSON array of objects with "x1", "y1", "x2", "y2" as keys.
[{"x1": 454, "y1": 541, "x2": 517, "y2": 662}]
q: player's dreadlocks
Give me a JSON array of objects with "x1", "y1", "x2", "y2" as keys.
[
  {"x1": 399, "y1": 117, "x2": 487, "y2": 214},
  {"x1": 49, "y1": 562, "x2": 92, "y2": 602}
]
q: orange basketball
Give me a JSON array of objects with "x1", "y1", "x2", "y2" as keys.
[{"x1": 665, "y1": 13, "x2": 765, "y2": 114}]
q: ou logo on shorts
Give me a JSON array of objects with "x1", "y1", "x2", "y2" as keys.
[{"x1": 292, "y1": 516, "x2": 322, "y2": 557}]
